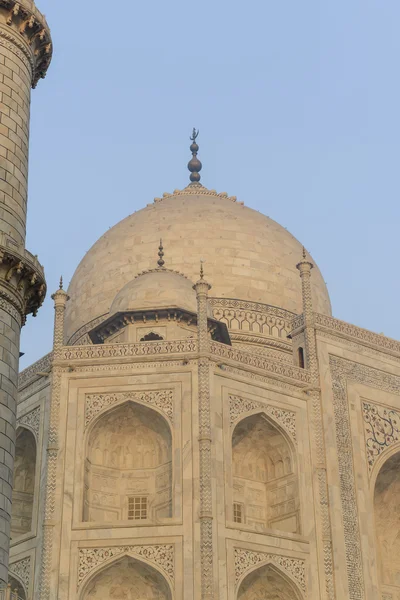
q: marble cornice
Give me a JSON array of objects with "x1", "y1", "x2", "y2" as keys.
[
  {"x1": 0, "y1": 234, "x2": 46, "y2": 322},
  {"x1": 314, "y1": 312, "x2": 400, "y2": 359},
  {"x1": 0, "y1": 0, "x2": 52, "y2": 86}
]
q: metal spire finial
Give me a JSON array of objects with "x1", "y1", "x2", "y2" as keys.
[
  {"x1": 200, "y1": 259, "x2": 204, "y2": 280},
  {"x1": 188, "y1": 128, "x2": 202, "y2": 184},
  {"x1": 157, "y1": 239, "x2": 165, "y2": 268},
  {"x1": 302, "y1": 246, "x2": 306, "y2": 260},
  {"x1": 59, "y1": 275, "x2": 63, "y2": 290}
]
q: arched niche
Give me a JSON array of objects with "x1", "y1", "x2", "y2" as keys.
[
  {"x1": 81, "y1": 555, "x2": 172, "y2": 600},
  {"x1": 11, "y1": 427, "x2": 36, "y2": 538},
  {"x1": 8, "y1": 574, "x2": 27, "y2": 599},
  {"x1": 232, "y1": 413, "x2": 300, "y2": 534},
  {"x1": 84, "y1": 401, "x2": 172, "y2": 523},
  {"x1": 237, "y1": 563, "x2": 303, "y2": 600},
  {"x1": 374, "y1": 449, "x2": 400, "y2": 594}
]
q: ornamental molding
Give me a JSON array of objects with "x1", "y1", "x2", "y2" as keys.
[
  {"x1": 232, "y1": 340, "x2": 292, "y2": 364},
  {"x1": 362, "y1": 401, "x2": 400, "y2": 473},
  {"x1": 61, "y1": 339, "x2": 197, "y2": 361},
  {"x1": 0, "y1": 0, "x2": 52, "y2": 87},
  {"x1": 18, "y1": 352, "x2": 52, "y2": 389},
  {"x1": 78, "y1": 544, "x2": 174, "y2": 588},
  {"x1": 17, "y1": 405, "x2": 40, "y2": 437},
  {"x1": 85, "y1": 389, "x2": 174, "y2": 427},
  {"x1": 217, "y1": 364, "x2": 303, "y2": 396},
  {"x1": 9, "y1": 556, "x2": 30, "y2": 592},
  {"x1": 329, "y1": 355, "x2": 400, "y2": 600},
  {"x1": 315, "y1": 313, "x2": 400, "y2": 358},
  {"x1": 316, "y1": 330, "x2": 400, "y2": 364},
  {"x1": 0, "y1": 22, "x2": 33, "y2": 71},
  {"x1": 234, "y1": 548, "x2": 306, "y2": 593},
  {"x1": 0, "y1": 236, "x2": 46, "y2": 319},
  {"x1": 210, "y1": 341, "x2": 311, "y2": 385},
  {"x1": 229, "y1": 394, "x2": 297, "y2": 442}
]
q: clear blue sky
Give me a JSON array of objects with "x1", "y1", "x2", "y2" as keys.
[{"x1": 20, "y1": 0, "x2": 400, "y2": 368}]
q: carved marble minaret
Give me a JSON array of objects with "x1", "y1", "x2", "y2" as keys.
[{"x1": 0, "y1": 0, "x2": 51, "y2": 585}]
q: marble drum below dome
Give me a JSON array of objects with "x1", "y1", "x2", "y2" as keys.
[{"x1": 65, "y1": 186, "x2": 331, "y2": 349}]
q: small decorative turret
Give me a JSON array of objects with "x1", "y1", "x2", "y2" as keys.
[{"x1": 187, "y1": 128, "x2": 203, "y2": 185}]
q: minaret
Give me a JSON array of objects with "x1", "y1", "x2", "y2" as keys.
[{"x1": 0, "y1": 0, "x2": 51, "y2": 585}]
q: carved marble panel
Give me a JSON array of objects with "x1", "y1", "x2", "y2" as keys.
[
  {"x1": 234, "y1": 547, "x2": 306, "y2": 593},
  {"x1": 362, "y1": 401, "x2": 400, "y2": 472},
  {"x1": 85, "y1": 389, "x2": 174, "y2": 427},
  {"x1": 17, "y1": 406, "x2": 40, "y2": 438},
  {"x1": 229, "y1": 394, "x2": 297, "y2": 442},
  {"x1": 78, "y1": 544, "x2": 174, "y2": 588},
  {"x1": 9, "y1": 556, "x2": 30, "y2": 594}
]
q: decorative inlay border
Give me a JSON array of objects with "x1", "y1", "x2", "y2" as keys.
[
  {"x1": 362, "y1": 401, "x2": 400, "y2": 472},
  {"x1": 210, "y1": 341, "x2": 311, "y2": 384},
  {"x1": 85, "y1": 389, "x2": 174, "y2": 427},
  {"x1": 62, "y1": 339, "x2": 197, "y2": 360},
  {"x1": 234, "y1": 548, "x2": 306, "y2": 593},
  {"x1": 330, "y1": 355, "x2": 400, "y2": 600},
  {"x1": 17, "y1": 406, "x2": 40, "y2": 437},
  {"x1": 78, "y1": 544, "x2": 174, "y2": 587},
  {"x1": 229, "y1": 394, "x2": 297, "y2": 442},
  {"x1": 316, "y1": 313, "x2": 400, "y2": 357},
  {"x1": 9, "y1": 556, "x2": 30, "y2": 592},
  {"x1": 19, "y1": 352, "x2": 52, "y2": 389}
]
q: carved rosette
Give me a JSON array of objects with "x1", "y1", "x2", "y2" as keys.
[
  {"x1": 229, "y1": 394, "x2": 297, "y2": 442},
  {"x1": 362, "y1": 401, "x2": 400, "y2": 472},
  {"x1": 85, "y1": 390, "x2": 174, "y2": 427},
  {"x1": 234, "y1": 548, "x2": 306, "y2": 593},
  {"x1": 0, "y1": 236, "x2": 46, "y2": 323},
  {"x1": 78, "y1": 544, "x2": 174, "y2": 588},
  {"x1": 0, "y1": 0, "x2": 52, "y2": 87}
]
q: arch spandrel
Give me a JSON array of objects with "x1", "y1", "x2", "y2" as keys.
[{"x1": 80, "y1": 555, "x2": 173, "y2": 600}]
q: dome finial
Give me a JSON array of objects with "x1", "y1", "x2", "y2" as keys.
[
  {"x1": 188, "y1": 128, "x2": 202, "y2": 185},
  {"x1": 157, "y1": 239, "x2": 165, "y2": 268}
]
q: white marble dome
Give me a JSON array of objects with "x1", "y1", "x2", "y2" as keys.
[
  {"x1": 65, "y1": 186, "x2": 331, "y2": 343},
  {"x1": 109, "y1": 269, "x2": 199, "y2": 316}
]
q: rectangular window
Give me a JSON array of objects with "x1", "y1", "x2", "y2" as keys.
[
  {"x1": 233, "y1": 502, "x2": 243, "y2": 523},
  {"x1": 128, "y1": 496, "x2": 148, "y2": 520}
]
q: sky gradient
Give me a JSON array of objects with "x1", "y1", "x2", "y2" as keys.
[{"x1": 20, "y1": 0, "x2": 400, "y2": 368}]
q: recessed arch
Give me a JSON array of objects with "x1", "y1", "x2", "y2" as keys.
[
  {"x1": 374, "y1": 449, "x2": 400, "y2": 595},
  {"x1": 84, "y1": 400, "x2": 172, "y2": 523},
  {"x1": 11, "y1": 427, "x2": 37, "y2": 538},
  {"x1": 237, "y1": 562, "x2": 303, "y2": 600},
  {"x1": 232, "y1": 412, "x2": 300, "y2": 534},
  {"x1": 80, "y1": 554, "x2": 173, "y2": 600},
  {"x1": 8, "y1": 573, "x2": 27, "y2": 599}
]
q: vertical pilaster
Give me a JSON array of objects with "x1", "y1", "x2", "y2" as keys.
[
  {"x1": 194, "y1": 267, "x2": 214, "y2": 600},
  {"x1": 39, "y1": 280, "x2": 68, "y2": 600},
  {"x1": 0, "y1": 0, "x2": 52, "y2": 585},
  {"x1": 296, "y1": 249, "x2": 335, "y2": 599}
]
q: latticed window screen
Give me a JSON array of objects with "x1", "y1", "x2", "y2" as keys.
[
  {"x1": 233, "y1": 502, "x2": 243, "y2": 523},
  {"x1": 128, "y1": 496, "x2": 148, "y2": 520}
]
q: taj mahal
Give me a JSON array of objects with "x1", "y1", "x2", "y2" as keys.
[{"x1": 0, "y1": 1, "x2": 398, "y2": 600}]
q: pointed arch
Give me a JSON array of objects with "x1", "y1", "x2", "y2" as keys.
[
  {"x1": 79, "y1": 554, "x2": 173, "y2": 600},
  {"x1": 237, "y1": 561, "x2": 303, "y2": 600},
  {"x1": 231, "y1": 412, "x2": 300, "y2": 534},
  {"x1": 11, "y1": 427, "x2": 37, "y2": 538},
  {"x1": 373, "y1": 448, "x2": 400, "y2": 596},
  {"x1": 84, "y1": 400, "x2": 173, "y2": 523},
  {"x1": 8, "y1": 574, "x2": 27, "y2": 600}
]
